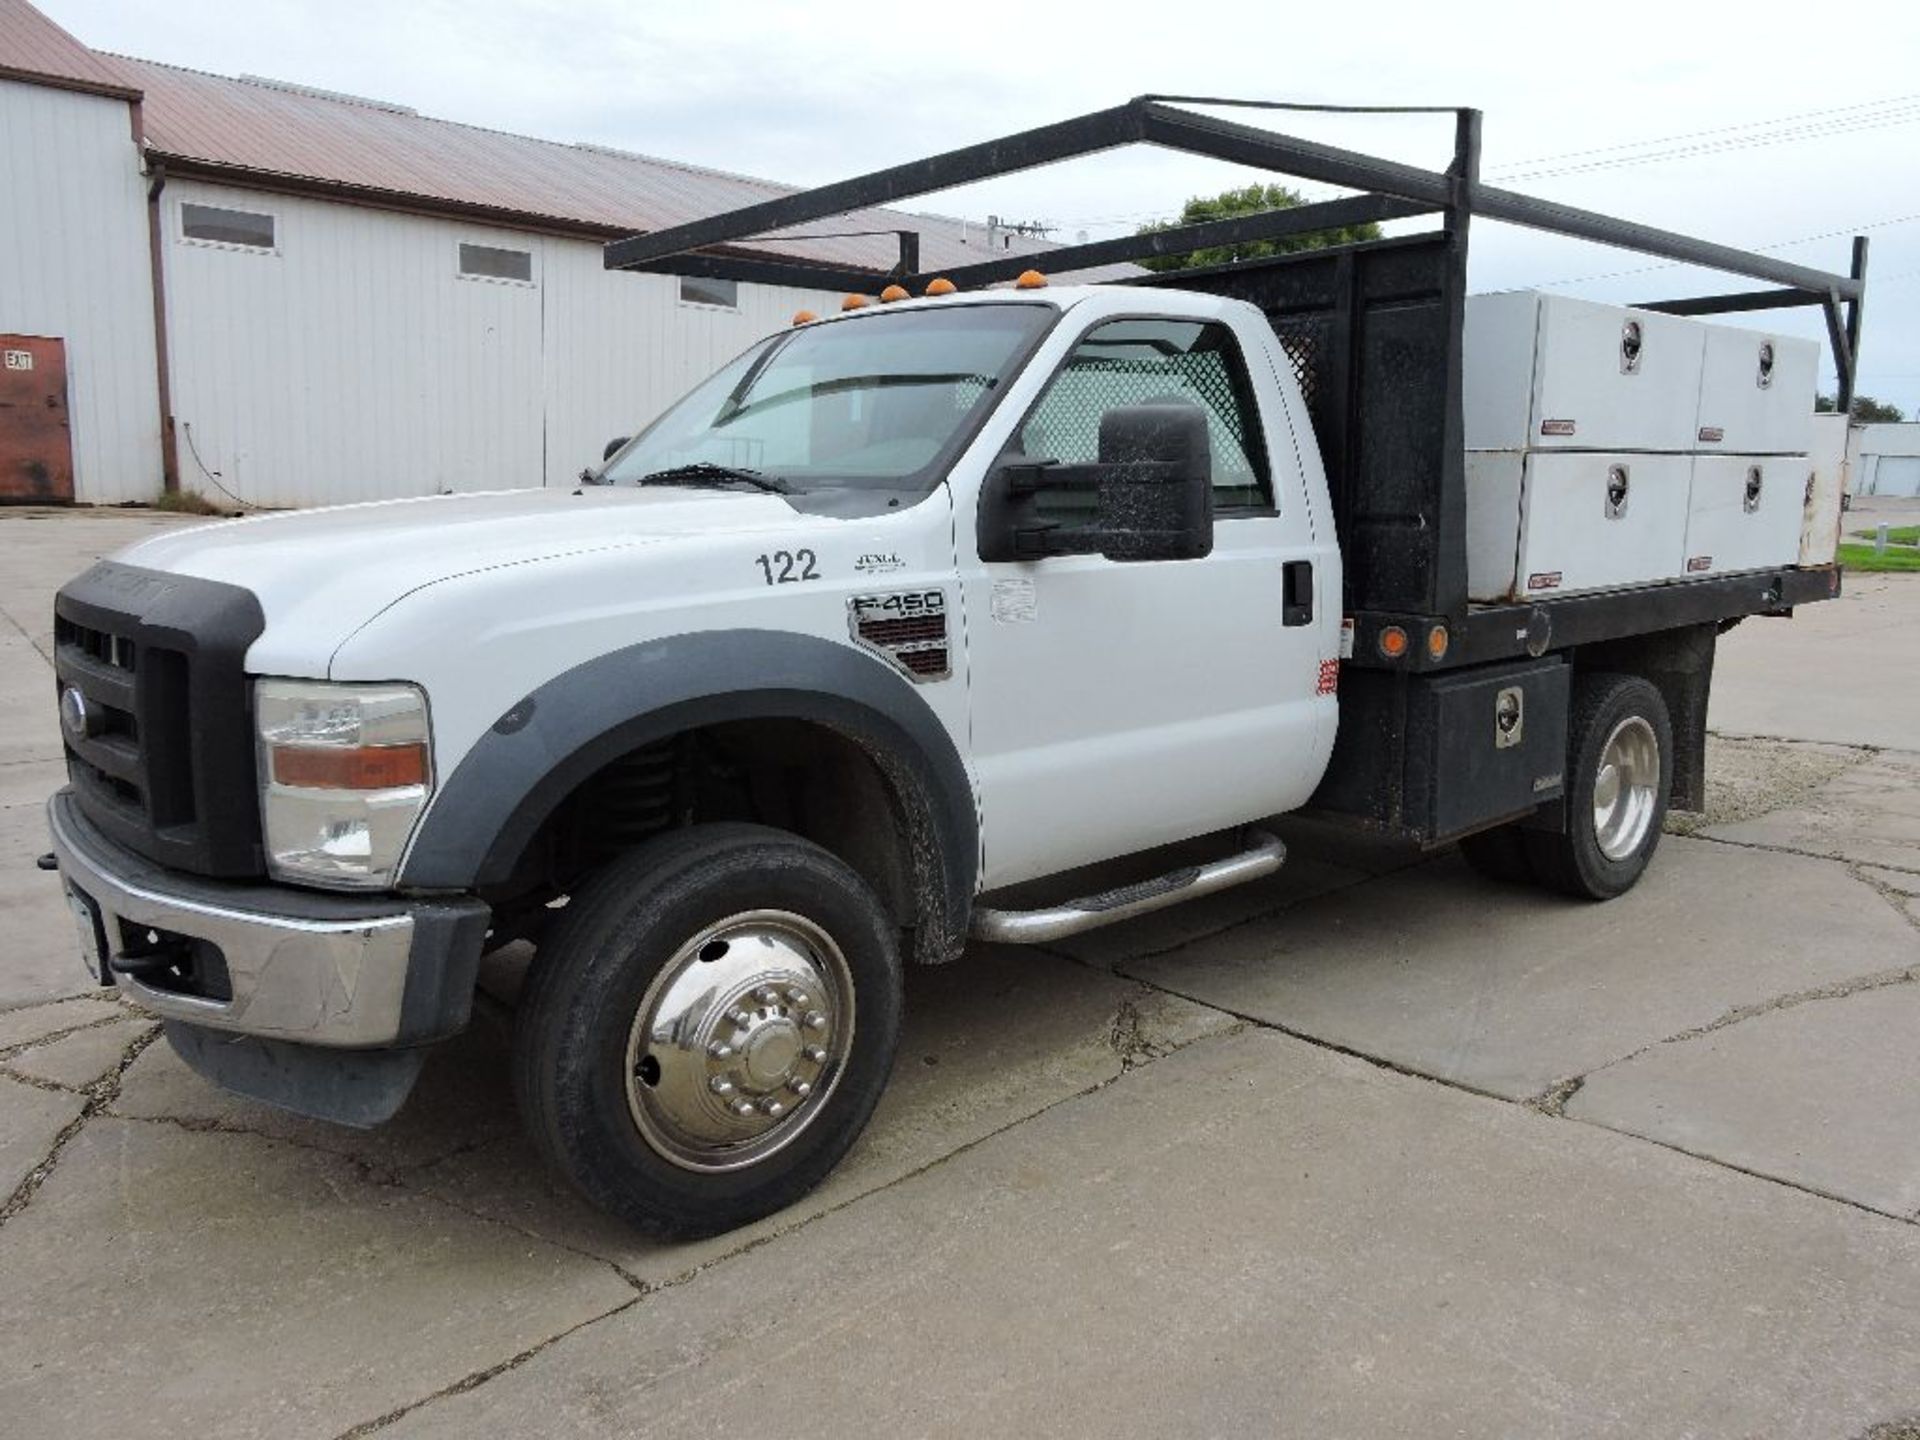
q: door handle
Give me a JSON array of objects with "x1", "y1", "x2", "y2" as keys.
[{"x1": 1282, "y1": 561, "x2": 1313, "y2": 627}]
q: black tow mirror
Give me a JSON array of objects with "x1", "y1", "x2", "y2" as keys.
[
  {"x1": 977, "y1": 404, "x2": 1214, "y2": 563},
  {"x1": 603, "y1": 436, "x2": 631, "y2": 462},
  {"x1": 1092, "y1": 405, "x2": 1213, "y2": 562}
]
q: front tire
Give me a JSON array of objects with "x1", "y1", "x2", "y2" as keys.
[
  {"x1": 513, "y1": 823, "x2": 902, "y2": 1239},
  {"x1": 1525, "y1": 673, "x2": 1673, "y2": 901}
]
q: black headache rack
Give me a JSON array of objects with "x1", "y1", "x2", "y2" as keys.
[{"x1": 603, "y1": 96, "x2": 1864, "y2": 840}]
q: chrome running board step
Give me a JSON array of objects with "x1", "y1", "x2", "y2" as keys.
[{"x1": 970, "y1": 830, "x2": 1286, "y2": 945}]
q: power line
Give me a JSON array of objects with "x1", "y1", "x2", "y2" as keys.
[
  {"x1": 1517, "y1": 211, "x2": 1920, "y2": 291},
  {"x1": 1490, "y1": 92, "x2": 1920, "y2": 171},
  {"x1": 1493, "y1": 106, "x2": 1920, "y2": 183}
]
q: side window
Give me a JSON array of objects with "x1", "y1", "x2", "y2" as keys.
[{"x1": 1016, "y1": 317, "x2": 1272, "y2": 511}]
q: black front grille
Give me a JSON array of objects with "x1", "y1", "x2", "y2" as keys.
[{"x1": 54, "y1": 561, "x2": 267, "y2": 878}]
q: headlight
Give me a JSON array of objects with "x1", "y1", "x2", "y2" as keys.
[{"x1": 256, "y1": 679, "x2": 433, "y2": 889}]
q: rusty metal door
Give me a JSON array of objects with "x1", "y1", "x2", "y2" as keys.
[{"x1": 0, "y1": 334, "x2": 75, "y2": 503}]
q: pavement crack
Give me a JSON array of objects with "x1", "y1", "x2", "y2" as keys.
[
  {"x1": 0, "y1": 1011, "x2": 139, "y2": 1064},
  {"x1": 330, "y1": 1295, "x2": 644, "y2": 1439},
  {"x1": 0, "y1": 1023, "x2": 162, "y2": 1230},
  {"x1": 1526, "y1": 1076, "x2": 1584, "y2": 1118}
]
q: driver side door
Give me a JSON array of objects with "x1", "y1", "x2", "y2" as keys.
[{"x1": 959, "y1": 308, "x2": 1331, "y2": 891}]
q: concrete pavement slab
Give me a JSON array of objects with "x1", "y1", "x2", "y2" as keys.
[
  {"x1": 1568, "y1": 981, "x2": 1920, "y2": 1218},
  {"x1": 404, "y1": 944, "x2": 1238, "y2": 1285},
  {"x1": 0, "y1": 635, "x2": 59, "y2": 767},
  {"x1": 6, "y1": 1017, "x2": 156, "y2": 1090},
  {"x1": 109, "y1": 1017, "x2": 520, "y2": 1174},
  {"x1": 0, "y1": 994, "x2": 121, "y2": 1050},
  {"x1": 0, "y1": 1074, "x2": 85, "y2": 1197},
  {"x1": 0, "y1": 860, "x2": 94, "y2": 1010},
  {"x1": 1665, "y1": 734, "x2": 1865, "y2": 835},
  {"x1": 1126, "y1": 838, "x2": 1914, "y2": 1101},
  {"x1": 0, "y1": 1119, "x2": 638, "y2": 1440},
  {"x1": 0, "y1": 757, "x2": 65, "y2": 811},
  {"x1": 1702, "y1": 748, "x2": 1920, "y2": 873},
  {"x1": 382, "y1": 1029, "x2": 1920, "y2": 1440},
  {"x1": 1711, "y1": 574, "x2": 1920, "y2": 749}
]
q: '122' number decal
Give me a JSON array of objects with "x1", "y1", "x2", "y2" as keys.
[{"x1": 756, "y1": 549, "x2": 820, "y2": 586}]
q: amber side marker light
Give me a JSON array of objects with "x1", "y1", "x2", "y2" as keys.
[
  {"x1": 841, "y1": 293, "x2": 869, "y2": 311},
  {"x1": 273, "y1": 744, "x2": 427, "y2": 791},
  {"x1": 1377, "y1": 626, "x2": 1410, "y2": 660},
  {"x1": 879, "y1": 284, "x2": 909, "y2": 302},
  {"x1": 1014, "y1": 270, "x2": 1048, "y2": 289},
  {"x1": 1426, "y1": 624, "x2": 1450, "y2": 661},
  {"x1": 791, "y1": 309, "x2": 817, "y2": 326},
  {"x1": 924, "y1": 277, "x2": 957, "y2": 295}
]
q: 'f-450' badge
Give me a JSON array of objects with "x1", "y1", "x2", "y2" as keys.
[{"x1": 848, "y1": 590, "x2": 949, "y2": 682}]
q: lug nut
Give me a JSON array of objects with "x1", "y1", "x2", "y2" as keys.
[
  {"x1": 755, "y1": 986, "x2": 780, "y2": 1005},
  {"x1": 730, "y1": 1009, "x2": 754, "y2": 1028},
  {"x1": 804, "y1": 1045, "x2": 828, "y2": 1064},
  {"x1": 789, "y1": 1079, "x2": 811, "y2": 1097},
  {"x1": 730, "y1": 1098, "x2": 756, "y2": 1117},
  {"x1": 803, "y1": 1011, "x2": 827, "y2": 1032},
  {"x1": 709, "y1": 1077, "x2": 734, "y2": 1096},
  {"x1": 761, "y1": 1100, "x2": 785, "y2": 1119},
  {"x1": 708, "y1": 1042, "x2": 734, "y2": 1061},
  {"x1": 787, "y1": 989, "x2": 811, "y2": 1008}
]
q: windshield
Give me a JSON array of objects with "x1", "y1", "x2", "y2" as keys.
[{"x1": 601, "y1": 302, "x2": 1055, "y2": 494}]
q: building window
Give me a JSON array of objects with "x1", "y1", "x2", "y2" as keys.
[
  {"x1": 181, "y1": 203, "x2": 276, "y2": 250},
  {"x1": 680, "y1": 276, "x2": 738, "y2": 309},
  {"x1": 458, "y1": 243, "x2": 534, "y2": 283}
]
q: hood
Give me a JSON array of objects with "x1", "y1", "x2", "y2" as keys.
[{"x1": 118, "y1": 486, "x2": 809, "y2": 667}]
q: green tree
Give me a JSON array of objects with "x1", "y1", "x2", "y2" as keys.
[
  {"x1": 1135, "y1": 183, "x2": 1382, "y2": 273},
  {"x1": 1815, "y1": 393, "x2": 1906, "y2": 423}
]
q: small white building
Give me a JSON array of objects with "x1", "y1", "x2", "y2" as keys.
[
  {"x1": 0, "y1": 0, "x2": 1073, "y2": 509},
  {"x1": 1851, "y1": 423, "x2": 1920, "y2": 498}
]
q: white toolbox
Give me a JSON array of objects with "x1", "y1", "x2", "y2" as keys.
[
  {"x1": 1684, "y1": 455, "x2": 1806, "y2": 577},
  {"x1": 1799, "y1": 413, "x2": 1849, "y2": 566},
  {"x1": 1467, "y1": 451, "x2": 1692, "y2": 601},
  {"x1": 1694, "y1": 326, "x2": 1819, "y2": 454},
  {"x1": 1464, "y1": 292, "x2": 1706, "y2": 453}
]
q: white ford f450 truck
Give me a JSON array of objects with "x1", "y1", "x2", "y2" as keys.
[{"x1": 42, "y1": 98, "x2": 1866, "y2": 1237}]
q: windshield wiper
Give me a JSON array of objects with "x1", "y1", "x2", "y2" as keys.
[{"x1": 631, "y1": 462, "x2": 792, "y2": 494}]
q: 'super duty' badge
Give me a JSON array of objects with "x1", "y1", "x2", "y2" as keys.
[{"x1": 848, "y1": 590, "x2": 949, "y2": 682}]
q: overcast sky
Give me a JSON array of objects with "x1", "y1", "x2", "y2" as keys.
[{"x1": 39, "y1": 0, "x2": 1920, "y2": 409}]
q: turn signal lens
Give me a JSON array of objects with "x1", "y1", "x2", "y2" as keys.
[
  {"x1": 1426, "y1": 624, "x2": 1450, "y2": 661},
  {"x1": 1377, "y1": 626, "x2": 1409, "y2": 660},
  {"x1": 272, "y1": 743, "x2": 427, "y2": 791},
  {"x1": 924, "y1": 277, "x2": 956, "y2": 295},
  {"x1": 1014, "y1": 269, "x2": 1048, "y2": 289},
  {"x1": 879, "y1": 284, "x2": 909, "y2": 302},
  {"x1": 791, "y1": 309, "x2": 817, "y2": 325},
  {"x1": 841, "y1": 293, "x2": 868, "y2": 311}
]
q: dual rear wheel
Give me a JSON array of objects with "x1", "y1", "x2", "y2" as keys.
[{"x1": 1459, "y1": 672, "x2": 1673, "y2": 900}]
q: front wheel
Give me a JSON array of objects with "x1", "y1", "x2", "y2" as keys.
[
  {"x1": 513, "y1": 824, "x2": 902, "y2": 1239},
  {"x1": 1525, "y1": 673, "x2": 1673, "y2": 900}
]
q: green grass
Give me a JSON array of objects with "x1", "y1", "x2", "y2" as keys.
[
  {"x1": 151, "y1": 489, "x2": 231, "y2": 516},
  {"x1": 1838, "y1": 541, "x2": 1920, "y2": 572},
  {"x1": 1851, "y1": 524, "x2": 1920, "y2": 545}
]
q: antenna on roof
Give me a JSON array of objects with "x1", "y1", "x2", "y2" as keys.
[{"x1": 236, "y1": 75, "x2": 416, "y2": 115}]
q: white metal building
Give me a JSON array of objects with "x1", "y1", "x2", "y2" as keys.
[
  {"x1": 0, "y1": 0, "x2": 1076, "y2": 509},
  {"x1": 1850, "y1": 423, "x2": 1920, "y2": 497}
]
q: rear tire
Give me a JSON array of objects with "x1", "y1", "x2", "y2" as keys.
[
  {"x1": 1525, "y1": 673, "x2": 1672, "y2": 901},
  {"x1": 513, "y1": 823, "x2": 902, "y2": 1239},
  {"x1": 1458, "y1": 825, "x2": 1535, "y2": 885}
]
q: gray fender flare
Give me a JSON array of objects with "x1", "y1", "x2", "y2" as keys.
[{"x1": 400, "y1": 630, "x2": 978, "y2": 962}]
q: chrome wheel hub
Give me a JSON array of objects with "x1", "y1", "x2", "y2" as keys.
[
  {"x1": 1592, "y1": 715, "x2": 1659, "y2": 862},
  {"x1": 624, "y1": 910, "x2": 853, "y2": 1173}
]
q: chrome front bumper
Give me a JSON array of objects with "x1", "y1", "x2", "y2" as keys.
[{"x1": 47, "y1": 789, "x2": 489, "y2": 1049}]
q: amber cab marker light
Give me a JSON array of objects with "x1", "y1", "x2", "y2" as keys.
[
  {"x1": 1014, "y1": 269, "x2": 1048, "y2": 289},
  {"x1": 924, "y1": 277, "x2": 957, "y2": 295},
  {"x1": 1377, "y1": 625, "x2": 1410, "y2": 660},
  {"x1": 273, "y1": 743, "x2": 427, "y2": 791},
  {"x1": 791, "y1": 309, "x2": 817, "y2": 325},
  {"x1": 879, "y1": 284, "x2": 909, "y2": 303},
  {"x1": 840, "y1": 293, "x2": 869, "y2": 311},
  {"x1": 1426, "y1": 624, "x2": 1450, "y2": 661}
]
